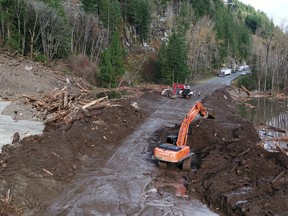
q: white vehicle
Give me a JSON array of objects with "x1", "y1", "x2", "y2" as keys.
[
  {"x1": 238, "y1": 65, "x2": 249, "y2": 71},
  {"x1": 219, "y1": 68, "x2": 231, "y2": 77}
]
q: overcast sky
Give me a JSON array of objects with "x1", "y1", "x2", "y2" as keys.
[{"x1": 238, "y1": 0, "x2": 288, "y2": 26}]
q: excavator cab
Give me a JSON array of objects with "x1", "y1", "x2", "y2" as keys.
[{"x1": 166, "y1": 135, "x2": 177, "y2": 144}]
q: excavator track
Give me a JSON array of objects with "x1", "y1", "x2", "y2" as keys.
[{"x1": 158, "y1": 161, "x2": 167, "y2": 169}]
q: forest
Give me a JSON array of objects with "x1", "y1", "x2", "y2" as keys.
[{"x1": 0, "y1": 0, "x2": 287, "y2": 93}]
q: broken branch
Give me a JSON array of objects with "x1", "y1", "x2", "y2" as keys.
[
  {"x1": 275, "y1": 142, "x2": 288, "y2": 156},
  {"x1": 237, "y1": 148, "x2": 250, "y2": 157},
  {"x1": 43, "y1": 168, "x2": 53, "y2": 176},
  {"x1": 82, "y1": 96, "x2": 108, "y2": 109}
]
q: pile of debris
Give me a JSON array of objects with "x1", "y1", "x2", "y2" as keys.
[
  {"x1": 20, "y1": 86, "x2": 110, "y2": 124},
  {"x1": 16, "y1": 82, "x2": 148, "y2": 126}
]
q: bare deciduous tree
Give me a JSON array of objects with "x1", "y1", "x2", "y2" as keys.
[
  {"x1": 187, "y1": 16, "x2": 217, "y2": 80},
  {"x1": 271, "y1": 23, "x2": 288, "y2": 93},
  {"x1": 253, "y1": 20, "x2": 288, "y2": 94},
  {"x1": 66, "y1": 9, "x2": 107, "y2": 63},
  {"x1": 38, "y1": 2, "x2": 69, "y2": 60},
  {"x1": 29, "y1": 1, "x2": 42, "y2": 59}
]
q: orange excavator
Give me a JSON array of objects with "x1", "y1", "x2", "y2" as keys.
[{"x1": 153, "y1": 102, "x2": 209, "y2": 170}]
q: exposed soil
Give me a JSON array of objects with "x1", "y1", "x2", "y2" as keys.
[
  {"x1": 149, "y1": 88, "x2": 288, "y2": 216},
  {"x1": 0, "y1": 53, "x2": 288, "y2": 216},
  {"x1": 0, "y1": 53, "x2": 151, "y2": 215}
]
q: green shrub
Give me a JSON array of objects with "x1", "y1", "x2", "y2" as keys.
[{"x1": 33, "y1": 52, "x2": 48, "y2": 63}]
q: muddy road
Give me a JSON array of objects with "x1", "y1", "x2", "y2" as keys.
[{"x1": 36, "y1": 73, "x2": 241, "y2": 215}]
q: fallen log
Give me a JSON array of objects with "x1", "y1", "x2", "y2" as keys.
[
  {"x1": 80, "y1": 78, "x2": 89, "y2": 90},
  {"x1": 24, "y1": 97, "x2": 31, "y2": 105},
  {"x1": 275, "y1": 142, "x2": 288, "y2": 156},
  {"x1": 47, "y1": 102, "x2": 61, "y2": 112},
  {"x1": 264, "y1": 136, "x2": 288, "y2": 142},
  {"x1": 63, "y1": 91, "x2": 68, "y2": 108},
  {"x1": 36, "y1": 100, "x2": 45, "y2": 107},
  {"x1": 268, "y1": 125, "x2": 286, "y2": 134},
  {"x1": 237, "y1": 148, "x2": 250, "y2": 157},
  {"x1": 82, "y1": 96, "x2": 108, "y2": 109},
  {"x1": 20, "y1": 95, "x2": 38, "y2": 102},
  {"x1": 76, "y1": 83, "x2": 90, "y2": 93},
  {"x1": 258, "y1": 124, "x2": 286, "y2": 134},
  {"x1": 241, "y1": 85, "x2": 250, "y2": 96},
  {"x1": 43, "y1": 168, "x2": 53, "y2": 176},
  {"x1": 52, "y1": 86, "x2": 67, "y2": 99}
]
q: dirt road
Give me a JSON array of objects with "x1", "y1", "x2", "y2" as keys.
[{"x1": 35, "y1": 75, "x2": 239, "y2": 215}]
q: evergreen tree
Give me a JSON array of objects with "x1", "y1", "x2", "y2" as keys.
[
  {"x1": 125, "y1": 0, "x2": 151, "y2": 41},
  {"x1": 156, "y1": 43, "x2": 169, "y2": 83},
  {"x1": 81, "y1": 0, "x2": 99, "y2": 14},
  {"x1": 168, "y1": 32, "x2": 189, "y2": 83},
  {"x1": 191, "y1": 0, "x2": 213, "y2": 20},
  {"x1": 156, "y1": 31, "x2": 189, "y2": 84},
  {"x1": 99, "y1": 32, "x2": 125, "y2": 87},
  {"x1": 176, "y1": 1, "x2": 193, "y2": 34},
  {"x1": 213, "y1": 0, "x2": 251, "y2": 64},
  {"x1": 245, "y1": 14, "x2": 261, "y2": 34},
  {"x1": 99, "y1": 0, "x2": 122, "y2": 34},
  {"x1": 81, "y1": 0, "x2": 122, "y2": 34}
]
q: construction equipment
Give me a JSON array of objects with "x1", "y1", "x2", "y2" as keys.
[
  {"x1": 153, "y1": 102, "x2": 209, "y2": 170},
  {"x1": 161, "y1": 83, "x2": 193, "y2": 99},
  {"x1": 179, "y1": 88, "x2": 192, "y2": 99}
]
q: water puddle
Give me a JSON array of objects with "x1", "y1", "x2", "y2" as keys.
[
  {"x1": 154, "y1": 177, "x2": 188, "y2": 197},
  {"x1": 0, "y1": 101, "x2": 44, "y2": 151},
  {"x1": 237, "y1": 97, "x2": 288, "y2": 152}
]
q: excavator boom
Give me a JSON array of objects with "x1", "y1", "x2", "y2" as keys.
[{"x1": 176, "y1": 102, "x2": 208, "y2": 147}]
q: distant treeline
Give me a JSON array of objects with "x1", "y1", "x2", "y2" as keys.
[{"x1": 0, "y1": 0, "x2": 287, "y2": 93}]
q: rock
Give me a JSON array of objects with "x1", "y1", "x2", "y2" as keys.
[{"x1": 12, "y1": 132, "x2": 20, "y2": 144}]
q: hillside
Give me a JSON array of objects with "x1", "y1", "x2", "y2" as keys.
[{"x1": 1, "y1": 0, "x2": 287, "y2": 93}]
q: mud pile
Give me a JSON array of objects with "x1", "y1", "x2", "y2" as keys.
[{"x1": 0, "y1": 97, "x2": 147, "y2": 215}]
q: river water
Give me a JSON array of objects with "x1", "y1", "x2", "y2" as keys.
[
  {"x1": 237, "y1": 96, "x2": 288, "y2": 151},
  {"x1": 237, "y1": 97, "x2": 288, "y2": 131},
  {"x1": 0, "y1": 101, "x2": 44, "y2": 151}
]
